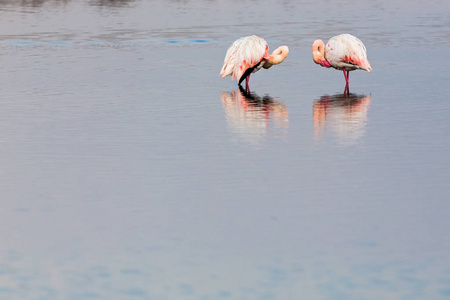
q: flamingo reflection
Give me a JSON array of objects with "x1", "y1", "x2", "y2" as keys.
[
  {"x1": 221, "y1": 86, "x2": 288, "y2": 145},
  {"x1": 313, "y1": 93, "x2": 371, "y2": 145}
]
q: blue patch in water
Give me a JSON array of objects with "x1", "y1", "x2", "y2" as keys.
[
  {"x1": 9, "y1": 41, "x2": 38, "y2": 45},
  {"x1": 178, "y1": 283, "x2": 194, "y2": 295},
  {"x1": 165, "y1": 40, "x2": 181, "y2": 44},
  {"x1": 217, "y1": 290, "x2": 232, "y2": 298},
  {"x1": 440, "y1": 289, "x2": 450, "y2": 296},
  {"x1": 122, "y1": 288, "x2": 146, "y2": 296},
  {"x1": 260, "y1": 291, "x2": 276, "y2": 300},
  {"x1": 0, "y1": 287, "x2": 12, "y2": 293},
  {"x1": 190, "y1": 39, "x2": 211, "y2": 43},
  {"x1": 46, "y1": 41, "x2": 69, "y2": 45},
  {"x1": 72, "y1": 292, "x2": 100, "y2": 299}
]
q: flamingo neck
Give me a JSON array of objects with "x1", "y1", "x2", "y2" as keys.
[
  {"x1": 263, "y1": 46, "x2": 289, "y2": 69},
  {"x1": 312, "y1": 39, "x2": 328, "y2": 66}
]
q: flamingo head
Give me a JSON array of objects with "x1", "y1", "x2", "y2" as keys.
[
  {"x1": 263, "y1": 46, "x2": 289, "y2": 69},
  {"x1": 312, "y1": 39, "x2": 329, "y2": 67}
]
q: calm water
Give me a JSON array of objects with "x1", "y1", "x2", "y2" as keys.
[{"x1": 1, "y1": 0, "x2": 450, "y2": 299}]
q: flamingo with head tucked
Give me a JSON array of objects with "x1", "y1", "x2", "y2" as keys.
[
  {"x1": 220, "y1": 35, "x2": 289, "y2": 91},
  {"x1": 312, "y1": 34, "x2": 372, "y2": 93}
]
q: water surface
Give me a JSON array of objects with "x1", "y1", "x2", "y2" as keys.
[{"x1": 1, "y1": 0, "x2": 449, "y2": 299}]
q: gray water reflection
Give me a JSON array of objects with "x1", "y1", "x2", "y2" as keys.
[
  {"x1": 89, "y1": 0, "x2": 135, "y2": 7},
  {"x1": 1, "y1": 0, "x2": 450, "y2": 299},
  {"x1": 313, "y1": 93, "x2": 371, "y2": 146},
  {"x1": 0, "y1": 0, "x2": 134, "y2": 6},
  {"x1": 221, "y1": 87, "x2": 288, "y2": 145}
]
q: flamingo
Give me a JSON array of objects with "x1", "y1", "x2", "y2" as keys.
[
  {"x1": 220, "y1": 35, "x2": 289, "y2": 91},
  {"x1": 312, "y1": 34, "x2": 372, "y2": 94}
]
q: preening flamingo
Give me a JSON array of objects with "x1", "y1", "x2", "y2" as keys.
[
  {"x1": 220, "y1": 35, "x2": 289, "y2": 91},
  {"x1": 312, "y1": 34, "x2": 372, "y2": 93}
]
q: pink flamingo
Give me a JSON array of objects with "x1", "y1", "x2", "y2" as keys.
[
  {"x1": 220, "y1": 35, "x2": 289, "y2": 91},
  {"x1": 312, "y1": 34, "x2": 372, "y2": 94}
]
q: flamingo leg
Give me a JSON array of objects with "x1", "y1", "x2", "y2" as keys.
[
  {"x1": 342, "y1": 69, "x2": 349, "y2": 85},
  {"x1": 342, "y1": 70, "x2": 350, "y2": 96},
  {"x1": 245, "y1": 75, "x2": 250, "y2": 93},
  {"x1": 343, "y1": 84, "x2": 349, "y2": 96},
  {"x1": 347, "y1": 71, "x2": 350, "y2": 95}
]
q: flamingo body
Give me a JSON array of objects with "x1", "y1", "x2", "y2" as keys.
[
  {"x1": 324, "y1": 34, "x2": 372, "y2": 72},
  {"x1": 220, "y1": 35, "x2": 289, "y2": 90},
  {"x1": 312, "y1": 34, "x2": 372, "y2": 91}
]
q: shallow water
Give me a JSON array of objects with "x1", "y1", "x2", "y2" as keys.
[{"x1": 1, "y1": 0, "x2": 450, "y2": 299}]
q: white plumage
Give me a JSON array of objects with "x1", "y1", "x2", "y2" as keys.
[
  {"x1": 220, "y1": 35, "x2": 289, "y2": 88},
  {"x1": 220, "y1": 35, "x2": 269, "y2": 83},
  {"x1": 324, "y1": 34, "x2": 372, "y2": 72},
  {"x1": 312, "y1": 33, "x2": 372, "y2": 92}
]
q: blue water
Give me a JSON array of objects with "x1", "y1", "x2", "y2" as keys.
[{"x1": 0, "y1": 0, "x2": 449, "y2": 299}]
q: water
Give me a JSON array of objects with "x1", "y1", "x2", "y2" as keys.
[{"x1": 1, "y1": 0, "x2": 449, "y2": 299}]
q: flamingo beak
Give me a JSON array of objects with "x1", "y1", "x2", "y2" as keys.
[{"x1": 320, "y1": 60, "x2": 332, "y2": 68}]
